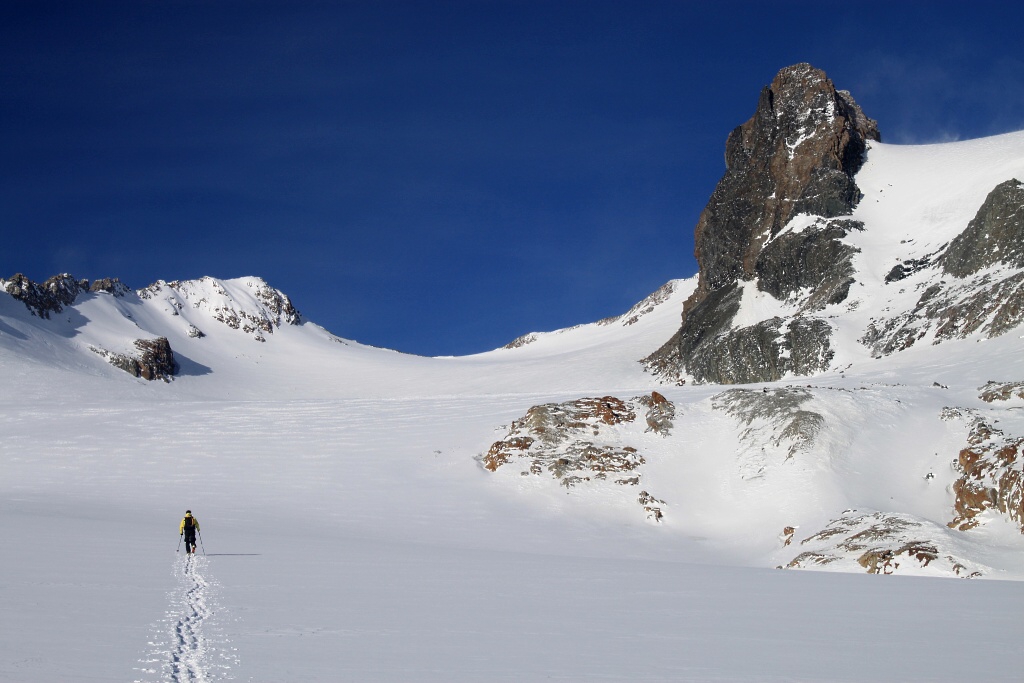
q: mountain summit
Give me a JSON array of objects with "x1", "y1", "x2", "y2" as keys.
[
  {"x1": 646, "y1": 63, "x2": 880, "y2": 384},
  {"x1": 642, "y1": 63, "x2": 1024, "y2": 388},
  {"x1": 694, "y1": 63, "x2": 879, "y2": 292}
]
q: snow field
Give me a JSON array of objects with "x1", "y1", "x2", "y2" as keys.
[
  {"x1": 5, "y1": 373, "x2": 1024, "y2": 680},
  {"x1": 6, "y1": 493, "x2": 1024, "y2": 682},
  {"x1": 134, "y1": 555, "x2": 238, "y2": 683},
  {"x1": 5, "y1": 131, "x2": 1024, "y2": 680}
]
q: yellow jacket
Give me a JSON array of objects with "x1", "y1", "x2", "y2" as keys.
[{"x1": 179, "y1": 514, "x2": 200, "y2": 534}]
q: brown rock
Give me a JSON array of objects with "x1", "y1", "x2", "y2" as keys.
[{"x1": 646, "y1": 64, "x2": 879, "y2": 383}]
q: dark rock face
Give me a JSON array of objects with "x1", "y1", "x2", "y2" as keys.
[
  {"x1": 755, "y1": 219, "x2": 864, "y2": 311},
  {"x1": 134, "y1": 337, "x2": 178, "y2": 381},
  {"x1": 3, "y1": 273, "x2": 132, "y2": 316},
  {"x1": 688, "y1": 317, "x2": 833, "y2": 385},
  {"x1": 96, "y1": 337, "x2": 178, "y2": 382},
  {"x1": 942, "y1": 179, "x2": 1024, "y2": 277},
  {"x1": 692, "y1": 63, "x2": 879, "y2": 298},
  {"x1": 646, "y1": 283, "x2": 743, "y2": 380},
  {"x1": 862, "y1": 180, "x2": 1024, "y2": 357},
  {"x1": 3, "y1": 273, "x2": 85, "y2": 318},
  {"x1": 647, "y1": 281, "x2": 835, "y2": 385},
  {"x1": 646, "y1": 64, "x2": 879, "y2": 384},
  {"x1": 885, "y1": 255, "x2": 935, "y2": 284}
]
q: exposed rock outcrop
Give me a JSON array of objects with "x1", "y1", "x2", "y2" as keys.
[
  {"x1": 502, "y1": 280, "x2": 682, "y2": 350},
  {"x1": 3, "y1": 273, "x2": 85, "y2": 318},
  {"x1": 884, "y1": 254, "x2": 939, "y2": 284},
  {"x1": 638, "y1": 491, "x2": 666, "y2": 523},
  {"x1": 646, "y1": 64, "x2": 879, "y2": 384},
  {"x1": 503, "y1": 333, "x2": 538, "y2": 350},
  {"x1": 687, "y1": 315, "x2": 834, "y2": 385},
  {"x1": 942, "y1": 179, "x2": 1024, "y2": 277},
  {"x1": 637, "y1": 391, "x2": 675, "y2": 435},
  {"x1": 785, "y1": 511, "x2": 984, "y2": 577},
  {"x1": 482, "y1": 393, "x2": 674, "y2": 521},
  {"x1": 253, "y1": 280, "x2": 301, "y2": 327},
  {"x1": 755, "y1": 218, "x2": 864, "y2": 311},
  {"x1": 863, "y1": 179, "x2": 1024, "y2": 357},
  {"x1": 89, "y1": 278, "x2": 131, "y2": 297},
  {"x1": 1, "y1": 273, "x2": 134, "y2": 316},
  {"x1": 943, "y1": 406, "x2": 1024, "y2": 532},
  {"x1": 979, "y1": 381, "x2": 1024, "y2": 403},
  {"x1": 91, "y1": 337, "x2": 178, "y2": 382},
  {"x1": 599, "y1": 280, "x2": 679, "y2": 327}
]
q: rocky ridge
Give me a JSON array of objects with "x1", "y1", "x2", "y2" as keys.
[
  {"x1": 2, "y1": 273, "x2": 89, "y2": 318},
  {"x1": 862, "y1": 179, "x2": 1024, "y2": 356},
  {"x1": 0, "y1": 274, "x2": 135, "y2": 318},
  {"x1": 2, "y1": 272, "x2": 304, "y2": 380},
  {"x1": 139, "y1": 276, "x2": 301, "y2": 342}
]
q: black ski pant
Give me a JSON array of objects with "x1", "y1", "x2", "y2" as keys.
[{"x1": 183, "y1": 528, "x2": 196, "y2": 553}]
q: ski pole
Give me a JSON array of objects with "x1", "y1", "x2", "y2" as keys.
[
  {"x1": 198, "y1": 529, "x2": 206, "y2": 556},
  {"x1": 177, "y1": 534, "x2": 182, "y2": 552}
]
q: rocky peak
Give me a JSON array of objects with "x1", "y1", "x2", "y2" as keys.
[
  {"x1": 696, "y1": 62, "x2": 879, "y2": 297},
  {"x1": 139, "y1": 276, "x2": 301, "y2": 341},
  {"x1": 646, "y1": 64, "x2": 880, "y2": 384},
  {"x1": 2, "y1": 273, "x2": 86, "y2": 318}
]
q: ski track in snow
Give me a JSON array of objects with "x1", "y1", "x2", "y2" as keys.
[{"x1": 135, "y1": 555, "x2": 237, "y2": 683}]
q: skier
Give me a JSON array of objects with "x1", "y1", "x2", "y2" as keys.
[{"x1": 179, "y1": 510, "x2": 200, "y2": 554}]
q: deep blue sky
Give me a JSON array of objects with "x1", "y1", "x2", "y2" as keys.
[{"x1": 3, "y1": 1, "x2": 1023, "y2": 355}]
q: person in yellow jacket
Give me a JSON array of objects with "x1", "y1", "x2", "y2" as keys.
[{"x1": 179, "y1": 510, "x2": 200, "y2": 554}]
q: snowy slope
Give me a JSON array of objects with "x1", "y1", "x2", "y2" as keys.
[
  {"x1": 837, "y1": 130, "x2": 1024, "y2": 367},
  {"x1": 3, "y1": 132, "x2": 1024, "y2": 682},
  {"x1": 0, "y1": 275, "x2": 695, "y2": 401}
]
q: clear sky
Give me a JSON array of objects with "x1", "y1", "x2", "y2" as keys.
[{"x1": 2, "y1": 1, "x2": 1023, "y2": 356}]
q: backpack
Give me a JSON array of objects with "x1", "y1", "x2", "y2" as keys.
[{"x1": 183, "y1": 516, "x2": 195, "y2": 530}]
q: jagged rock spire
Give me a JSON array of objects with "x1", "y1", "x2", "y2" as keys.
[
  {"x1": 695, "y1": 63, "x2": 880, "y2": 295},
  {"x1": 646, "y1": 64, "x2": 880, "y2": 384}
]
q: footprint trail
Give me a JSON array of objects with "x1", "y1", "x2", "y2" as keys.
[{"x1": 135, "y1": 555, "x2": 238, "y2": 682}]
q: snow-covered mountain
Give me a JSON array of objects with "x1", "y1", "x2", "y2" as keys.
[{"x1": 4, "y1": 63, "x2": 1024, "y2": 682}]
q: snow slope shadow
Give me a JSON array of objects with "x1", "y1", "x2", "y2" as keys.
[
  {"x1": 173, "y1": 352, "x2": 214, "y2": 378},
  {"x1": 135, "y1": 555, "x2": 238, "y2": 683}
]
